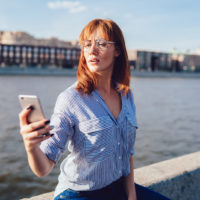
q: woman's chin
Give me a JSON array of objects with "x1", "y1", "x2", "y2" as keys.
[{"x1": 88, "y1": 65, "x2": 100, "y2": 73}]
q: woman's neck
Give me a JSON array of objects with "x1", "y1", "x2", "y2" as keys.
[{"x1": 96, "y1": 71, "x2": 113, "y2": 95}]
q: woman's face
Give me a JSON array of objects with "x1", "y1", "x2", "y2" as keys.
[{"x1": 83, "y1": 30, "x2": 119, "y2": 74}]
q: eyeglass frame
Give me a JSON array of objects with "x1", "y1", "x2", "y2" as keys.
[{"x1": 80, "y1": 38, "x2": 116, "y2": 52}]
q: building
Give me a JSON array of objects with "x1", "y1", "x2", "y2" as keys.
[
  {"x1": 0, "y1": 31, "x2": 80, "y2": 68},
  {"x1": 128, "y1": 49, "x2": 200, "y2": 72}
]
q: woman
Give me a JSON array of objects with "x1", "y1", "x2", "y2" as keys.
[{"x1": 19, "y1": 19, "x2": 170, "y2": 200}]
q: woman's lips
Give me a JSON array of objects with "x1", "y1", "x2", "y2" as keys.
[{"x1": 88, "y1": 58, "x2": 100, "y2": 64}]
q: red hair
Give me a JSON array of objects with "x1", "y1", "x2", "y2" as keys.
[{"x1": 76, "y1": 19, "x2": 130, "y2": 95}]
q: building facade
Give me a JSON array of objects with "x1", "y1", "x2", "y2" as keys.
[
  {"x1": 0, "y1": 31, "x2": 80, "y2": 68},
  {"x1": 128, "y1": 50, "x2": 200, "y2": 72},
  {"x1": 0, "y1": 44, "x2": 80, "y2": 68}
]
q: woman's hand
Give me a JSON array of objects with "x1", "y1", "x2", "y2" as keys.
[
  {"x1": 18, "y1": 105, "x2": 55, "y2": 177},
  {"x1": 19, "y1": 105, "x2": 52, "y2": 152}
]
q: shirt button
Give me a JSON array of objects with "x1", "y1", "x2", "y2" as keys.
[
  {"x1": 118, "y1": 142, "x2": 120, "y2": 145},
  {"x1": 119, "y1": 156, "x2": 121, "y2": 160},
  {"x1": 119, "y1": 170, "x2": 121, "y2": 174}
]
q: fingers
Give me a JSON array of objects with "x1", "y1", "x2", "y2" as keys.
[
  {"x1": 24, "y1": 134, "x2": 52, "y2": 152},
  {"x1": 24, "y1": 125, "x2": 52, "y2": 140},
  {"x1": 19, "y1": 105, "x2": 33, "y2": 126},
  {"x1": 20, "y1": 119, "x2": 50, "y2": 135},
  {"x1": 19, "y1": 106, "x2": 53, "y2": 152},
  {"x1": 21, "y1": 123, "x2": 53, "y2": 152}
]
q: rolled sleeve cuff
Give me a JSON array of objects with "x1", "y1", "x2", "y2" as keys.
[
  {"x1": 40, "y1": 140, "x2": 63, "y2": 164},
  {"x1": 130, "y1": 148, "x2": 135, "y2": 155}
]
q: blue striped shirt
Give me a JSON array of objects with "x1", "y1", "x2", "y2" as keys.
[{"x1": 40, "y1": 82, "x2": 138, "y2": 197}]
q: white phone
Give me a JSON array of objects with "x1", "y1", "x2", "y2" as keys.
[{"x1": 18, "y1": 95, "x2": 45, "y2": 123}]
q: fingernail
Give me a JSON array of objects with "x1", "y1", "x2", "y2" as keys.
[
  {"x1": 43, "y1": 132, "x2": 50, "y2": 136},
  {"x1": 44, "y1": 120, "x2": 50, "y2": 125},
  {"x1": 26, "y1": 105, "x2": 34, "y2": 110},
  {"x1": 50, "y1": 125, "x2": 54, "y2": 130}
]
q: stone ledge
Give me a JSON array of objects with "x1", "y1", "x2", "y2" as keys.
[
  {"x1": 134, "y1": 151, "x2": 200, "y2": 200},
  {"x1": 21, "y1": 151, "x2": 200, "y2": 200},
  {"x1": 134, "y1": 151, "x2": 200, "y2": 186}
]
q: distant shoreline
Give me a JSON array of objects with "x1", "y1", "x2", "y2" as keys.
[
  {"x1": 0, "y1": 67, "x2": 200, "y2": 78},
  {"x1": 131, "y1": 70, "x2": 200, "y2": 78}
]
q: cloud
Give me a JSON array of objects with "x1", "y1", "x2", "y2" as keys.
[{"x1": 47, "y1": 1, "x2": 86, "y2": 13}]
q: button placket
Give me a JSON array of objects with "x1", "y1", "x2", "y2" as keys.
[
  {"x1": 115, "y1": 125, "x2": 121, "y2": 172},
  {"x1": 118, "y1": 126, "x2": 123, "y2": 176}
]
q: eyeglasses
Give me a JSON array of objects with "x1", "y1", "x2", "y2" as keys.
[{"x1": 80, "y1": 38, "x2": 115, "y2": 52}]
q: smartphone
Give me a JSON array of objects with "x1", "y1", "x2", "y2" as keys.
[
  {"x1": 18, "y1": 95, "x2": 45, "y2": 123},
  {"x1": 18, "y1": 95, "x2": 51, "y2": 137}
]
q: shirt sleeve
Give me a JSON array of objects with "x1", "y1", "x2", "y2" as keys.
[
  {"x1": 130, "y1": 127, "x2": 137, "y2": 155},
  {"x1": 40, "y1": 92, "x2": 75, "y2": 163},
  {"x1": 129, "y1": 89, "x2": 138, "y2": 129},
  {"x1": 128, "y1": 89, "x2": 138, "y2": 155}
]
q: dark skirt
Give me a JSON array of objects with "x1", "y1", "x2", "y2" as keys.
[{"x1": 54, "y1": 177, "x2": 171, "y2": 200}]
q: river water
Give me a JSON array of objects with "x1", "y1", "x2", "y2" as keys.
[{"x1": 0, "y1": 75, "x2": 200, "y2": 199}]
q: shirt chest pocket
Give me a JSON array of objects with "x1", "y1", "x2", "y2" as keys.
[
  {"x1": 79, "y1": 116, "x2": 114, "y2": 163},
  {"x1": 126, "y1": 114, "x2": 137, "y2": 153}
]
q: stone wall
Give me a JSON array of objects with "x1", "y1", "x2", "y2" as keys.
[
  {"x1": 21, "y1": 151, "x2": 200, "y2": 200},
  {"x1": 134, "y1": 151, "x2": 200, "y2": 200}
]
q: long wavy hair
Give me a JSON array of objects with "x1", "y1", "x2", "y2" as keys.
[{"x1": 76, "y1": 19, "x2": 130, "y2": 95}]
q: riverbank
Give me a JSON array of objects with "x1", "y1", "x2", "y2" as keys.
[
  {"x1": 0, "y1": 67, "x2": 77, "y2": 76},
  {"x1": 21, "y1": 151, "x2": 200, "y2": 200},
  {"x1": 1, "y1": 67, "x2": 200, "y2": 78}
]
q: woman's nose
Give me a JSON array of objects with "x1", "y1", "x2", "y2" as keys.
[{"x1": 89, "y1": 43, "x2": 98, "y2": 55}]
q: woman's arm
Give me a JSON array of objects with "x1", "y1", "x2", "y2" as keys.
[
  {"x1": 26, "y1": 145, "x2": 55, "y2": 177},
  {"x1": 124, "y1": 155, "x2": 137, "y2": 200},
  {"x1": 19, "y1": 107, "x2": 55, "y2": 177}
]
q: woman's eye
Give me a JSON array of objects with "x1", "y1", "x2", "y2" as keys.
[
  {"x1": 84, "y1": 43, "x2": 91, "y2": 47},
  {"x1": 98, "y1": 42, "x2": 107, "y2": 47}
]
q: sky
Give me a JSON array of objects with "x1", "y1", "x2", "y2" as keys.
[{"x1": 0, "y1": 0, "x2": 199, "y2": 53}]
